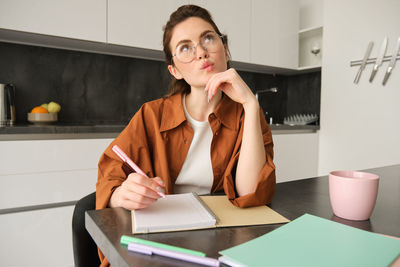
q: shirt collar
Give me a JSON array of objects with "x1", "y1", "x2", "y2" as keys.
[
  {"x1": 160, "y1": 91, "x2": 240, "y2": 132},
  {"x1": 160, "y1": 92, "x2": 187, "y2": 132}
]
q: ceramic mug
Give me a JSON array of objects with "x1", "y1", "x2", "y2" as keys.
[{"x1": 329, "y1": 170, "x2": 379, "y2": 221}]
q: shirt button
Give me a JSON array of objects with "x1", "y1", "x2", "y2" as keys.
[
  {"x1": 184, "y1": 139, "x2": 188, "y2": 144},
  {"x1": 215, "y1": 131, "x2": 219, "y2": 135}
]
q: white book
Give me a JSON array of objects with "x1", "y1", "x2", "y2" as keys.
[{"x1": 133, "y1": 193, "x2": 217, "y2": 233}]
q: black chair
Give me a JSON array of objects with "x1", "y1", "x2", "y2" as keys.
[{"x1": 72, "y1": 192, "x2": 100, "y2": 267}]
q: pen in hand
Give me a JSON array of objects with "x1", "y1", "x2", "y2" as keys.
[{"x1": 112, "y1": 145, "x2": 165, "y2": 198}]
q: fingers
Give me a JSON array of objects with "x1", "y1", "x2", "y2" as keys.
[
  {"x1": 152, "y1": 177, "x2": 166, "y2": 193},
  {"x1": 205, "y1": 68, "x2": 237, "y2": 102},
  {"x1": 110, "y1": 173, "x2": 166, "y2": 210},
  {"x1": 205, "y1": 73, "x2": 224, "y2": 102},
  {"x1": 206, "y1": 68, "x2": 255, "y2": 105},
  {"x1": 128, "y1": 173, "x2": 166, "y2": 198}
]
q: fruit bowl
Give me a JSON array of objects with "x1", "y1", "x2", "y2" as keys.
[{"x1": 27, "y1": 112, "x2": 58, "y2": 125}]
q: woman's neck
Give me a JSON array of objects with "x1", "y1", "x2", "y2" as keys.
[{"x1": 185, "y1": 87, "x2": 222, "y2": 122}]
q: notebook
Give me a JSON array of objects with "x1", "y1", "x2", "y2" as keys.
[
  {"x1": 218, "y1": 213, "x2": 400, "y2": 267},
  {"x1": 131, "y1": 193, "x2": 289, "y2": 234}
]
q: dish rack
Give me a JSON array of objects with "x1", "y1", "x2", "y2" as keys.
[{"x1": 283, "y1": 114, "x2": 319, "y2": 126}]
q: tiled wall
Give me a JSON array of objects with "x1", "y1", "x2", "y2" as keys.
[{"x1": 0, "y1": 42, "x2": 320, "y2": 125}]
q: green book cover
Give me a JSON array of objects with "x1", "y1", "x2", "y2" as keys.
[{"x1": 219, "y1": 213, "x2": 400, "y2": 267}]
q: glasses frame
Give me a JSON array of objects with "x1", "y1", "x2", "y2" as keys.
[{"x1": 172, "y1": 32, "x2": 225, "y2": 64}]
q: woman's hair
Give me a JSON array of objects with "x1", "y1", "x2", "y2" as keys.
[{"x1": 162, "y1": 5, "x2": 230, "y2": 96}]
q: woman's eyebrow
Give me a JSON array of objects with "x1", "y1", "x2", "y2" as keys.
[
  {"x1": 175, "y1": 38, "x2": 191, "y2": 49},
  {"x1": 199, "y1": 30, "x2": 213, "y2": 38}
]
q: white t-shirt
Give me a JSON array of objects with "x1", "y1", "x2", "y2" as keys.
[{"x1": 174, "y1": 95, "x2": 214, "y2": 195}]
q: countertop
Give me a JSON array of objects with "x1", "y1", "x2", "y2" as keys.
[{"x1": 0, "y1": 123, "x2": 319, "y2": 140}]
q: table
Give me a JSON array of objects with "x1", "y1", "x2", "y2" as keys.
[{"x1": 86, "y1": 164, "x2": 400, "y2": 267}]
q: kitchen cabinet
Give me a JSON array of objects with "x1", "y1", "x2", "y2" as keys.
[
  {"x1": 298, "y1": 0, "x2": 323, "y2": 69},
  {"x1": 0, "y1": 206, "x2": 75, "y2": 267},
  {"x1": 272, "y1": 132, "x2": 319, "y2": 183},
  {"x1": 0, "y1": 138, "x2": 112, "y2": 267},
  {"x1": 0, "y1": 0, "x2": 301, "y2": 70},
  {"x1": 298, "y1": 26, "x2": 323, "y2": 69},
  {"x1": 107, "y1": 0, "x2": 188, "y2": 50},
  {"x1": 108, "y1": 0, "x2": 298, "y2": 68},
  {"x1": 0, "y1": 0, "x2": 107, "y2": 42},
  {"x1": 250, "y1": 0, "x2": 299, "y2": 69},
  {"x1": 193, "y1": 0, "x2": 251, "y2": 62}
]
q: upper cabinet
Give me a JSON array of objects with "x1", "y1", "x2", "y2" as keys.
[
  {"x1": 108, "y1": 0, "x2": 298, "y2": 68},
  {"x1": 194, "y1": 0, "x2": 251, "y2": 63},
  {"x1": 251, "y1": 0, "x2": 299, "y2": 69},
  {"x1": 107, "y1": 0, "x2": 188, "y2": 51},
  {"x1": 298, "y1": 0, "x2": 323, "y2": 69},
  {"x1": 0, "y1": 0, "x2": 107, "y2": 42},
  {"x1": 0, "y1": 0, "x2": 302, "y2": 71}
]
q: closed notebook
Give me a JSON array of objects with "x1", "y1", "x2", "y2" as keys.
[
  {"x1": 219, "y1": 213, "x2": 400, "y2": 267},
  {"x1": 131, "y1": 193, "x2": 289, "y2": 234}
]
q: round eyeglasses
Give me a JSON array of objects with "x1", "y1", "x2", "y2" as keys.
[{"x1": 172, "y1": 32, "x2": 224, "y2": 63}]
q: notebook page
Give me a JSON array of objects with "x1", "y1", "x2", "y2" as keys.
[{"x1": 133, "y1": 193, "x2": 216, "y2": 233}]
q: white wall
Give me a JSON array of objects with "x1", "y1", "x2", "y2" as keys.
[{"x1": 319, "y1": 0, "x2": 400, "y2": 175}]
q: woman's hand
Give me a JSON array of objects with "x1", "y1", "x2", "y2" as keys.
[
  {"x1": 109, "y1": 173, "x2": 165, "y2": 210},
  {"x1": 205, "y1": 68, "x2": 257, "y2": 108}
]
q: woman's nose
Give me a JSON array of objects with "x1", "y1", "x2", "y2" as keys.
[{"x1": 196, "y1": 43, "x2": 209, "y2": 60}]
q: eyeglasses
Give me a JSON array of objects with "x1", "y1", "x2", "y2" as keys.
[{"x1": 172, "y1": 31, "x2": 224, "y2": 63}]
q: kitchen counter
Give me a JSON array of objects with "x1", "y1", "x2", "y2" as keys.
[{"x1": 0, "y1": 124, "x2": 319, "y2": 140}]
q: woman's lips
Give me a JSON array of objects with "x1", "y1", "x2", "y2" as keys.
[{"x1": 201, "y1": 62, "x2": 214, "y2": 72}]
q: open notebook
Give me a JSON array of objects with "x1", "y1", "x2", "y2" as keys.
[{"x1": 131, "y1": 193, "x2": 289, "y2": 234}]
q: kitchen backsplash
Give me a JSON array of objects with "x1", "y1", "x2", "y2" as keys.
[{"x1": 0, "y1": 42, "x2": 320, "y2": 125}]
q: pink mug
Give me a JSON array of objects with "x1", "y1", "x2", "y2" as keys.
[{"x1": 329, "y1": 170, "x2": 379, "y2": 221}]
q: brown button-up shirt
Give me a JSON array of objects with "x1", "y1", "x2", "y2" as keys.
[
  {"x1": 96, "y1": 92, "x2": 276, "y2": 266},
  {"x1": 96, "y1": 91, "x2": 275, "y2": 210}
]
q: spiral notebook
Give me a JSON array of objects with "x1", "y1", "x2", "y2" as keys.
[{"x1": 131, "y1": 193, "x2": 289, "y2": 234}]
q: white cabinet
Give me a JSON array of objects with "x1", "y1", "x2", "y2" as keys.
[
  {"x1": 108, "y1": 0, "x2": 298, "y2": 68},
  {"x1": 0, "y1": 0, "x2": 301, "y2": 69},
  {"x1": 250, "y1": 0, "x2": 299, "y2": 69},
  {"x1": 194, "y1": 0, "x2": 251, "y2": 62},
  {"x1": 0, "y1": 138, "x2": 113, "y2": 267},
  {"x1": 298, "y1": 26, "x2": 323, "y2": 68},
  {"x1": 298, "y1": 0, "x2": 323, "y2": 69},
  {"x1": 107, "y1": 0, "x2": 188, "y2": 50},
  {"x1": 0, "y1": 206, "x2": 75, "y2": 267},
  {"x1": 272, "y1": 132, "x2": 319, "y2": 183},
  {"x1": 0, "y1": 0, "x2": 107, "y2": 42}
]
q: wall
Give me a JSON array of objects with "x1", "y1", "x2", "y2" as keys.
[
  {"x1": 319, "y1": 0, "x2": 400, "y2": 175},
  {"x1": 0, "y1": 41, "x2": 321, "y2": 125}
]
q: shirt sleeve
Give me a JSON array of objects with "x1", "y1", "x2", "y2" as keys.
[
  {"x1": 222, "y1": 107, "x2": 276, "y2": 208},
  {"x1": 96, "y1": 105, "x2": 153, "y2": 210}
]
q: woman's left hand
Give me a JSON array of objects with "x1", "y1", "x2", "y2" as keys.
[{"x1": 205, "y1": 68, "x2": 256, "y2": 107}]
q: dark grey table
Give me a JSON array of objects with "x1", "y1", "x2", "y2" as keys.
[{"x1": 86, "y1": 164, "x2": 400, "y2": 267}]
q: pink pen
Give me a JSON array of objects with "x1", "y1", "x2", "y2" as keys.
[
  {"x1": 112, "y1": 145, "x2": 165, "y2": 198},
  {"x1": 128, "y1": 243, "x2": 220, "y2": 267}
]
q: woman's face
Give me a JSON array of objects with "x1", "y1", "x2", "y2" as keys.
[{"x1": 168, "y1": 17, "x2": 229, "y2": 90}]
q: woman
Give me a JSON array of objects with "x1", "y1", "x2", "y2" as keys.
[{"x1": 97, "y1": 4, "x2": 275, "y2": 215}]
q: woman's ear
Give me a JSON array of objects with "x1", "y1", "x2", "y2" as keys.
[{"x1": 168, "y1": 65, "x2": 183, "y2": 80}]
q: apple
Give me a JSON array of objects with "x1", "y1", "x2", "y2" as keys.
[{"x1": 48, "y1": 102, "x2": 61, "y2": 113}]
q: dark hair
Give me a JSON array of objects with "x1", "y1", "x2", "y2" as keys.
[{"x1": 162, "y1": 5, "x2": 230, "y2": 96}]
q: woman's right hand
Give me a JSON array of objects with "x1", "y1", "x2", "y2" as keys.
[{"x1": 109, "y1": 173, "x2": 166, "y2": 210}]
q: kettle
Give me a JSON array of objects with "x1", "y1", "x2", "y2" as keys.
[{"x1": 0, "y1": 83, "x2": 16, "y2": 126}]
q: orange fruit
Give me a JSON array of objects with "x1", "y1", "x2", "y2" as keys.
[{"x1": 31, "y1": 106, "x2": 49, "y2": 113}]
